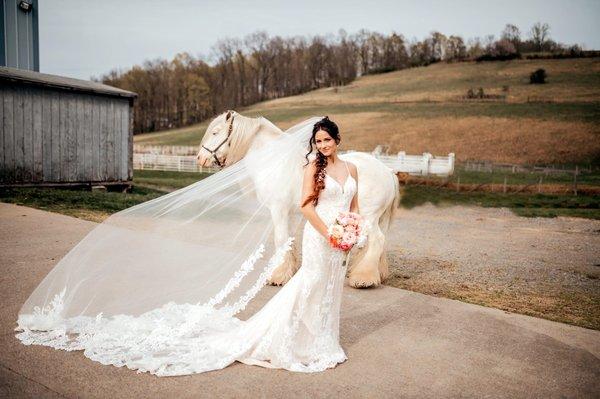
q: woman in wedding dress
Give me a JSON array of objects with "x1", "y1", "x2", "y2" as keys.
[
  {"x1": 236, "y1": 116, "x2": 358, "y2": 372},
  {"x1": 15, "y1": 116, "x2": 359, "y2": 376}
]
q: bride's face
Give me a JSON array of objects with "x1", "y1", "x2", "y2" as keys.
[{"x1": 315, "y1": 130, "x2": 338, "y2": 157}]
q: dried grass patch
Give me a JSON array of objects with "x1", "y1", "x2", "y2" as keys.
[
  {"x1": 386, "y1": 272, "x2": 600, "y2": 330},
  {"x1": 322, "y1": 113, "x2": 600, "y2": 164}
]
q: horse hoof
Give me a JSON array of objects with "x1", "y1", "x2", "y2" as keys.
[
  {"x1": 348, "y1": 278, "x2": 378, "y2": 289},
  {"x1": 348, "y1": 270, "x2": 380, "y2": 289}
]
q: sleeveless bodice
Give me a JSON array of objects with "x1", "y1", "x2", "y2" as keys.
[{"x1": 314, "y1": 164, "x2": 357, "y2": 226}]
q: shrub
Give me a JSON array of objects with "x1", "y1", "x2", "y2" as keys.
[{"x1": 530, "y1": 68, "x2": 547, "y2": 84}]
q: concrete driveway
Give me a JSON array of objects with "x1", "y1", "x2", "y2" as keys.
[{"x1": 1, "y1": 203, "x2": 598, "y2": 398}]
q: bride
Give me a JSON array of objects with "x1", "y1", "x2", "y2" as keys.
[{"x1": 15, "y1": 116, "x2": 361, "y2": 376}]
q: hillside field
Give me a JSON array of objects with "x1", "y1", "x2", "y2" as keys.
[{"x1": 135, "y1": 57, "x2": 600, "y2": 166}]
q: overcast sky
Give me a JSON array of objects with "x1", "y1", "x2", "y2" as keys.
[{"x1": 39, "y1": 0, "x2": 600, "y2": 80}]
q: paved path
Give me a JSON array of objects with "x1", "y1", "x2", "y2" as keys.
[{"x1": 1, "y1": 203, "x2": 598, "y2": 398}]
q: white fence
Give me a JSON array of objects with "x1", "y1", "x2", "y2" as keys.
[
  {"x1": 133, "y1": 153, "x2": 219, "y2": 173},
  {"x1": 350, "y1": 150, "x2": 455, "y2": 176},
  {"x1": 134, "y1": 149, "x2": 455, "y2": 176},
  {"x1": 133, "y1": 144, "x2": 199, "y2": 156}
]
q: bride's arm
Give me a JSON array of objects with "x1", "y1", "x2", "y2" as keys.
[
  {"x1": 349, "y1": 163, "x2": 359, "y2": 214},
  {"x1": 300, "y1": 162, "x2": 330, "y2": 239}
]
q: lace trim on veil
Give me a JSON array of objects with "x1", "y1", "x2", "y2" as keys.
[{"x1": 15, "y1": 237, "x2": 295, "y2": 353}]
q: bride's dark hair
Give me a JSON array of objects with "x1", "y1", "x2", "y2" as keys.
[{"x1": 301, "y1": 116, "x2": 341, "y2": 207}]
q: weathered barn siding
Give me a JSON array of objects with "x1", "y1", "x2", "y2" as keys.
[{"x1": 0, "y1": 67, "x2": 136, "y2": 186}]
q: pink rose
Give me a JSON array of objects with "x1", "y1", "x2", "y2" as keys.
[{"x1": 342, "y1": 232, "x2": 356, "y2": 244}]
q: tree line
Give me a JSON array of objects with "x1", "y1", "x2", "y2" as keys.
[{"x1": 98, "y1": 22, "x2": 585, "y2": 134}]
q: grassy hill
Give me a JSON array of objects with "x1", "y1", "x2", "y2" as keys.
[{"x1": 135, "y1": 58, "x2": 600, "y2": 166}]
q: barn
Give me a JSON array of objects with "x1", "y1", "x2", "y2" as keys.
[{"x1": 0, "y1": 66, "x2": 137, "y2": 189}]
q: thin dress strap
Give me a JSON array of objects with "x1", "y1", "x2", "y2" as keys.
[{"x1": 344, "y1": 160, "x2": 350, "y2": 175}]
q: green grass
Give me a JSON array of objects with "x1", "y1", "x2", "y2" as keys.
[
  {"x1": 0, "y1": 170, "x2": 212, "y2": 221},
  {"x1": 133, "y1": 169, "x2": 212, "y2": 190},
  {"x1": 400, "y1": 185, "x2": 600, "y2": 219},
  {"x1": 2, "y1": 170, "x2": 598, "y2": 222},
  {"x1": 0, "y1": 185, "x2": 163, "y2": 218},
  {"x1": 438, "y1": 168, "x2": 600, "y2": 186}
]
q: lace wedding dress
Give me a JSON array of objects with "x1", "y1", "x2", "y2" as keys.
[
  {"x1": 16, "y1": 157, "x2": 357, "y2": 377},
  {"x1": 236, "y1": 162, "x2": 356, "y2": 373}
]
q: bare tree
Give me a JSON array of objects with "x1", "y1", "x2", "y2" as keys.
[
  {"x1": 501, "y1": 24, "x2": 521, "y2": 51},
  {"x1": 429, "y1": 31, "x2": 448, "y2": 61},
  {"x1": 446, "y1": 35, "x2": 467, "y2": 61},
  {"x1": 353, "y1": 29, "x2": 373, "y2": 76},
  {"x1": 483, "y1": 34, "x2": 496, "y2": 52},
  {"x1": 244, "y1": 31, "x2": 274, "y2": 101},
  {"x1": 466, "y1": 37, "x2": 485, "y2": 59},
  {"x1": 530, "y1": 22, "x2": 550, "y2": 51},
  {"x1": 382, "y1": 32, "x2": 409, "y2": 70}
]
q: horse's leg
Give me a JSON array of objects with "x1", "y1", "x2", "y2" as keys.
[
  {"x1": 347, "y1": 214, "x2": 385, "y2": 288},
  {"x1": 378, "y1": 245, "x2": 390, "y2": 282},
  {"x1": 267, "y1": 207, "x2": 299, "y2": 285}
]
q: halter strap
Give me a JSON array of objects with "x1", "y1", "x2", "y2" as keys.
[{"x1": 201, "y1": 115, "x2": 235, "y2": 167}]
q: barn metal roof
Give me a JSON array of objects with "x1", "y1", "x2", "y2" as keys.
[{"x1": 0, "y1": 66, "x2": 137, "y2": 99}]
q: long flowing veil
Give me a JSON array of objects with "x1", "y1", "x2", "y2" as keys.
[{"x1": 15, "y1": 116, "x2": 323, "y2": 367}]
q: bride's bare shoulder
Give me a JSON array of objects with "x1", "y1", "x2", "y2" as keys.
[{"x1": 345, "y1": 160, "x2": 358, "y2": 177}]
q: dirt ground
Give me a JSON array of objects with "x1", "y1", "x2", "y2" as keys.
[{"x1": 384, "y1": 203, "x2": 600, "y2": 330}]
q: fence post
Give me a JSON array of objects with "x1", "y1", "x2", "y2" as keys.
[
  {"x1": 422, "y1": 153, "x2": 431, "y2": 176},
  {"x1": 538, "y1": 176, "x2": 542, "y2": 193},
  {"x1": 503, "y1": 176, "x2": 507, "y2": 193}
]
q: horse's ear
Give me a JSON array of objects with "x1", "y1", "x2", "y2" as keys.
[{"x1": 225, "y1": 110, "x2": 232, "y2": 120}]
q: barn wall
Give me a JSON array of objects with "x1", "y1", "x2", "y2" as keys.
[{"x1": 0, "y1": 83, "x2": 132, "y2": 184}]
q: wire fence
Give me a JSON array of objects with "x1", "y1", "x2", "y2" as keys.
[{"x1": 461, "y1": 160, "x2": 595, "y2": 175}]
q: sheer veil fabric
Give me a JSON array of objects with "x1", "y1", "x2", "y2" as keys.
[{"x1": 15, "y1": 116, "x2": 329, "y2": 375}]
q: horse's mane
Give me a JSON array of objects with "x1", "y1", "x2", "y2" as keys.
[{"x1": 226, "y1": 113, "x2": 281, "y2": 165}]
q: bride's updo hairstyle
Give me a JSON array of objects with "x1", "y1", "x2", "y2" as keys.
[{"x1": 301, "y1": 116, "x2": 341, "y2": 207}]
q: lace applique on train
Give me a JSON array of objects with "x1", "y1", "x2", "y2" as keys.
[{"x1": 15, "y1": 165, "x2": 356, "y2": 377}]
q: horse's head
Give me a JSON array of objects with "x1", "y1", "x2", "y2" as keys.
[{"x1": 196, "y1": 110, "x2": 236, "y2": 167}]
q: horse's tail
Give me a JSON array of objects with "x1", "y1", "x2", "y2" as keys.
[{"x1": 379, "y1": 172, "x2": 401, "y2": 234}]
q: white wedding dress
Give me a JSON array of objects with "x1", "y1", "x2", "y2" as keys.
[{"x1": 16, "y1": 161, "x2": 357, "y2": 377}]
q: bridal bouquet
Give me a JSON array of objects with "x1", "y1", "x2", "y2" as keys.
[{"x1": 327, "y1": 211, "x2": 368, "y2": 252}]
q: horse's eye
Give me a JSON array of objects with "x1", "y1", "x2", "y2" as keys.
[{"x1": 212, "y1": 131, "x2": 218, "y2": 135}]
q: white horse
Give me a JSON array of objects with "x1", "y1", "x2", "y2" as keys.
[{"x1": 196, "y1": 110, "x2": 400, "y2": 288}]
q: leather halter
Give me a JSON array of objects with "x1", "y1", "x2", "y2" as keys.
[{"x1": 201, "y1": 115, "x2": 234, "y2": 167}]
